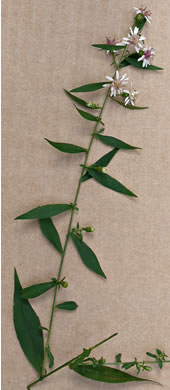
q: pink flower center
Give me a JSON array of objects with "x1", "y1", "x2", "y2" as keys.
[
  {"x1": 130, "y1": 35, "x2": 139, "y2": 45},
  {"x1": 144, "y1": 50, "x2": 151, "y2": 59}
]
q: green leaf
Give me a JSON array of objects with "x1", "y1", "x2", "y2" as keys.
[
  {"x1": 122, "y1": 362, "x2": 136, "y2": 369},
  {"x1": 74, "y1": 106, "x2": 101, "y2": 122},
  {"x1": 21, "y1": 280, "x2": 57, "y2": 299},
  {"x1": 158, "y1": 359, "x2": 163, "y2": 369},
  {"x1": 126, "y1": 56, "x2": 163, "y2": 70},
  {"x1": 39, "y1": 218, "x2": 63, "y2": 254},
  {"x1": 112, "y1": 98, "x2": 148, "y2": 110},
  {"x1": 70, "y1": 349, "x2": 91, "y2": 369},
  {"x1": 146, "y1": 352, "x2": 157, "y2": 359},
  {"x1": 15, "y1": 204, "x2": 73, "y2": 220},
  {"x1": 81, "y1": 148, "x2": 118, "y2": 183},
  {"x1": 64, "y1": 90, "x2": 100, "y2": 109},
  {"x1": 70, "y1": 82, "x2": 111, "y2": 93},
  {"x1": 92, "y1": 44, "x2": 125, "y2": 51},
  {"x1": 47, "y1": 346, "x2": 54, "y2": 369},
  {"x1": 44, "y1": 139, "x2": 87, "y2": 154},
  {"x1": 96, "y1": 134, "x2": 140, "y2": 150},
  {"x1": 55, "y1": 301, "x2": 78, "y2": 311},
  {"x1": 39, "y1": 326, "x2": 49, "y2": 332},
  {"x1": 119, "y1": 58, "x2": 130, "y2": 69},
  {"x1": 87, "y1": 168, "x2": 137, "y2": 198},
  {"x1": 72, "y1": 364, "x2": 158, "y2": 384},
  {"x1": 13, "y1": 269, "x2": 44, "y2": 375},
  {"x1": 71, "y1": 233, "x2": 106, "y2": 278},
  {"x1": 115, "y1": 353, "x2": 122, "y2": 363}
]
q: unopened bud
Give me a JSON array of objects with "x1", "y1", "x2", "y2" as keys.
[
  {"x1": 61, "y1": 281, "x2": 68, "y2": 288},
  {"x1": 143, "y1": 366, "x2": 152, "y2": 372},
  {"x1": 135, "y1": 13, "x2": 145, "y2": 25},
  {"x1": 84, "y1": 226, "x2": 95, "y2": 233},
  {"x1": 98, "y1": 357, "x2": 106, "y2": 365},
  {"x1": 95, "y1": 166, "x2": 107, "y2": 173},
  {"x1": 87, "y1": 101, "x2": 100, "y2": 108}
]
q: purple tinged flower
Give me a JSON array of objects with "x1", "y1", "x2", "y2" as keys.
[
  {"x1": 124, "y1": 83, "x2": 139, "y2": 106},
  {"x1": 103, "y1": 71, "x2": 129, "y2": 97},
  {"x1": 122, "y1": 26, "x2": 145, "y2": 53},
  {"x1": 134, "y1": 7, "x2": 152, "y2": 23},
  {"x1": 138, "y1": 47, "x2": 155, "y2": 67},
  {"x1": 106, "y1": 36, "x2": 119, "y2": 54}
]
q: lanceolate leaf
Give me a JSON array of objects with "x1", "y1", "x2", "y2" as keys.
[
  {"x1": 15, "y1": 204, "x2": 73, "y2": 220},
  {"x1": 39, "y1": 218, "x2": 63, "y2": 254},
  {"x1": 96, "y1": 134, "x2": 140, "y2": 150},
  {"x1": 13, "y1": 269, "x2": 44, "y2": 375},
  {"x1": 21, "y1": 280, "x2": 57, "y2": 299},
  {"x1": 72, "y1": 364, "x2": 158, "y2": 384},
  {"x1": 112, "y1": 98, "x2": 148, "y2": 110},
  {"x1": 64, "y1": 90, "x2": 100, "y2": 109},
  {"x1": 74, "y1": 106, "x2": 101, "y2": 122},
  {"x1": 44, "y1": 139, "x2": 87, "y2": 154},
  {"x1": 81, "y1": 148, "x2": 118, "y2": 183},
  {"x1": 55, "y1": 301, "x2": 78, "y2": 311},
  {"x1": 71, "y1": 233, "x2": 106, "y2": 279},
  {"x1": 92, "y1": 44, "x2": 125, "y2": 51},
  {"x1": 126, "y1": 56, "x2": 163, "y2": 70},
  {"x1": 87, "y1": 168, "x2": 137, "y2": 198},
  {"x1": 70, "y1": 82, "x2": 111, "y2": 93},
  {"x1": 47, "y1": 346, "x2": 54, "y2": 369}
]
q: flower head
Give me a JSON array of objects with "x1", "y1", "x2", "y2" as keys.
[
  {"x1": 103, "y1": 71, "x2": 129, "y2": 97},
  {"x1": 138, "y1": 46, "x2": 155, "y2": 67},
  {"x1": 106, "y1": 36, "x2": 119, "y2": 54},
  {"x1": 124, "y1": 84, "x2": 139, "y2": 106},
  {"x1": 134, "y1": 7, "x2": 152, "y2": 23},
  {"x1": 122, "y1": 27, "x2": 145, "y2": 53}
]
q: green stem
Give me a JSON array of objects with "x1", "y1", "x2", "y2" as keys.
[
  {"x1": 41, "y1": 87, "x2": 110, "y2": 374},
  {"x1": 104, "y1": 360, "x2": 170, "y2": 366},
  {"x1": 27, "y1": 332, "x2": 117, "y2": 389}
]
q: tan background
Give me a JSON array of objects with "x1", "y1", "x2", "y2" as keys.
[{"x1": 2, "y1": 0, "x2": 170, "y2": 389}]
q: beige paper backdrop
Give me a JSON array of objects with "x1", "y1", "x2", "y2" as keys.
[{"x1": 2, "y1": 1, "x2": 170, "y2": 389}]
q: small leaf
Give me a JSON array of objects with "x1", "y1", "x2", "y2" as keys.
[
  {"x1": 70, "y1": 349, "x2": 91, "y2": 369},
  {"x1": 158, "y1": 359, "x2": 163, "y2": 369},
  {"x1": 122, "y1": 362, "x2": 136, "y2": 369},
  {"x1": 47, "y1": 346, "x2": 54, "y2": 369},
  {"x1": 115, "y1": 353, "x2": 122, "y2": 363},
  {"x1": 74, "y1": 106, "x2": 101, "y2": 122},
  {"x1": 55, "y1": 301, "x2": 78, "y2": 311},
  {"x1": 156, "y1": 349, "x2": 162, "y2": 356},
  {"x1": 21, "y1": 280, "x2": 57, "y2": 299},
  {"x1": 15, "y1": 203, "x2": 72, "y2": 220},
  {"x1": 81, "y1": 148, "x2": 118, "y2": 183},
  {"x1": 126, "y1": 56, "x2": 163, "y2": 71},
  {"x1": 112, "y1": 98, "x2": 148, "y2": 110},
  {"x1": 44, "y1": 139, "x2": 87, "y2": 154},
  {"x1": 39, "y1": 218, "x2": 63, "y2": 254},
  {"x1": 146, "y1": 352, "x2": 157, "y2": 359},
  {"x1": 87, "y1": 168, "x2": 137, "y2": 198},
  {"x1": 13, "y1": 269, "x2": 44, "y2": 375},
  {"x1": 70, "y1": 82, "x2": 111, "y2": 93},
  {"x1": 96, "y1": 134, "x2": 140, "y2": 150},
  {"x1": 92, "y1": 44, "x2": 125, "y2": 51},
  {"x1": 39, "y1": 326, "x2": 49, "y2": 332},
  {"x1": 136, "y1": 18, "x2": 146, "y2": 31},
  {"x1": 71, "y1": 233, "x2": 106, "y2": 278},
  {"x1": 64, "y1": 90, "x2": 100, "y2": 109},
  {"x1": 72, "y1": 364, "x2": 158, "y2": 384}
]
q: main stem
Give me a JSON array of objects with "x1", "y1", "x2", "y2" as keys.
[{"x1": 41, "y1": 88, "x2": 110, "y2": 374}]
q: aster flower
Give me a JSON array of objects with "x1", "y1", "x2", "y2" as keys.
[
  {"x1": 124, "y1": 84, "x2": 139, "y2": 106},
  {"x1": 103, "y1": 71, "x2": 129, "y2": 97},
  {"x1": 106, "y1": 36, "x2": 119, "y2": 54},
  {"x1": 122, "y1": 27, "x2": 145, "y2": 53},
  {"x1": 138, "y1": 47, "x2": 155, "y2": 67},
  {"x1": 134, "y1": 7, "x2": 152, "y2": 23}
]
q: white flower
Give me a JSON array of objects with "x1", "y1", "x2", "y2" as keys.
[
  {"x1": 122, "y1": 27, "x2": 145, "y2": 53},
  {"x1": 103, "y1": 71, "x2": 129, "y2": 97},
  {"x1": 138, "y1": 47, "x2": 155, "y2": 67},
  {"x1": 134, "y1": 7, "x2": 152, "y2": 23},
  {"x1": 124, "y1": 84, "x2": 139, "y2": 106}
]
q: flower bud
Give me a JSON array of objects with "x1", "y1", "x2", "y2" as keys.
[
  {"x1": 143, "y1": 365, "x2": 152, "y2": 372},
  {"x1": 87, "y1": 101, "x2": 100, "y2": 109},
  {"x1": 84, "y1": 226, "x2": 95, "y2": 232},
  {"x1": 98, "y1": 357, "x2": 106, "y2": 365},
  {"x1": 135, "y1": 13, "x2": 145, "y2": 25},
  {"x1": 95, "y1": 166, "x2": 107, "y2": 173},
  {"x1": 61, "y1": 281, "x2": 68, "y2": 288}
]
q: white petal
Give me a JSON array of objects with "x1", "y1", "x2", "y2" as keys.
[
  {"x1": 106, "y1": 76, "x2": 113, "y2": 81},
  {"x1": 135, "y1": 46, "x2": 139, "y2": 53},
  {"x1": 116, "y1": 70, "x2": 119, "y2": 80},
  {"x1": 103, "y1": 84, "x2": 109, "y2": 88},
  {"x1": 121, "y1": 73, "x2": 127, "y2": 80},
  {"x1": 134, "y1": 26, "x2": 139, "y2": 35},
  {"x1": 114, "y1": 89, "x2": 117, "y2": 97},
  {"x1": 138, "y1": 55, "x2": 144, "y2": 62},
  {"x1": 130, "y1": 27, "x2": 133, "y2": 35},
  {"x1": 123, "y1": 90, "x2": 129, "y2": 94}
]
